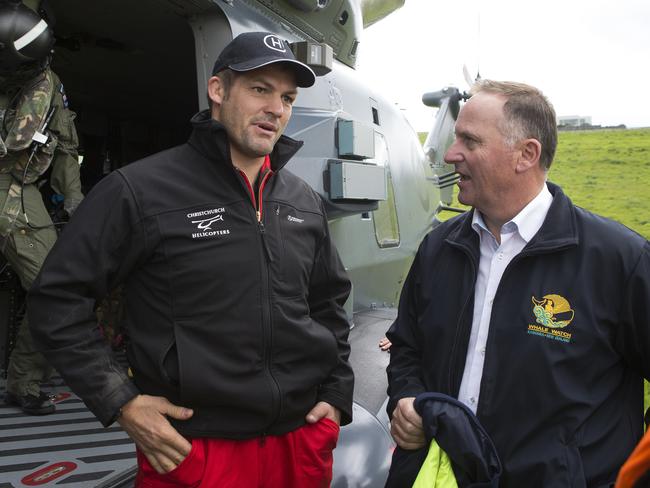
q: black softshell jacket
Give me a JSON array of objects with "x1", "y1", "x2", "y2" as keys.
[
  {"x1": 29, "y1": 111, "x2": 354, "y2": 438},
  {"x1": 387, "y1": 183, "x2": 650, "y2": 487}
]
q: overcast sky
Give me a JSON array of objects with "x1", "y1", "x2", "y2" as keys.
[{"x1": 355, "y1": 0, "x2": 650, "y2": 132}]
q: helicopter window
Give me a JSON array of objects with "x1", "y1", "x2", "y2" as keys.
[
  {"x1": 338, "y1": 10, "x2": 349, "y2": 25},
  {"x1": 372, "y1": 107, "x2": 380, "y2": 126},
  {"x1": 372, "y1": 133, "x2": 399, "y2": 248},
  {"x1": 374, "y1": 171, "x2": 399, "y2": 248}
]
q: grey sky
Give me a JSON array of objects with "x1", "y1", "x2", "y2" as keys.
[{"x1": 356, "y1": 0, "x2": 650, "y2": 132}]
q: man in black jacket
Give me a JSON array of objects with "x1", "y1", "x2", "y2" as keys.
[
  {"x1": 28, "y1": 32, "x2": 353, "y2": 487},
  {"x1": 386, "y1": 80, "x2": 650, "y2": 487}
]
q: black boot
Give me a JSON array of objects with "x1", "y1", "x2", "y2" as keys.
[{"x1": 5, "y1": 390, "x2": 56, "y2": 415}]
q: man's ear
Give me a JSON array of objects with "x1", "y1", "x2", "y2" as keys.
[
  {"x1": 207, "y1": 76, "x2": 225, "y2": 106},
  {"x1": 516, "y1": 138, "x2": 542, "y2": 173}
]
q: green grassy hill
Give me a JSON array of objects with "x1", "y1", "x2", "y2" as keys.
[
  {"x1": 420, "y1": 128, "x2": 650, "y2": 239},
  {"x1": 551, "y1": 128, "x2": 650, "y2": 239}
]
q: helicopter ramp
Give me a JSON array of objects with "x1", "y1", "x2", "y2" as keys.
[
  {"x1": 0, "y1": 364, "x2": 136, "y2": 487},
  {"x1": 0, "y1": 308, "x2": 395, "y2": 487}
]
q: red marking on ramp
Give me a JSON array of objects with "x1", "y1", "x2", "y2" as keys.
[
  {"x1": 21, "y1": 462, "x2": 77, "y2": 485},
  {"x1": 52, "y1": 392, "x2": 72, "y2": 403}
]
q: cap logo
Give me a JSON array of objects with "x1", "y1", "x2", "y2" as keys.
[{"x1": 264, "y1": 35, "x2": 286, "y2": 53}]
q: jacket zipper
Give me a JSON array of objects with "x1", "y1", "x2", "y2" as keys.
[
  {"x1": 236, "y1": 166, "x2": 281, "y2": 433},
  {"x1": 237, "y1": 168, "x2": 274, "y2": 260},
  {"x1": 236, "y1": 166, "x2": 272, "y2": 222},
  {"x1": 257, "y1": 170, "x2": 272, "y2": 222},
  {"x1": 257, "y1": 171, "x2": 274, "y2": 262},
  {"x1": 447, "y1": 245, "x2": 477, "y2": 395}
]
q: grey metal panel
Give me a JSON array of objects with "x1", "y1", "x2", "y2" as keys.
[
  {"x1": 329, "y1": 160, "x2": 386, "y2": 200},
  {"x1": 337, "y1": 119, "x2": 375, "y2": 159}
]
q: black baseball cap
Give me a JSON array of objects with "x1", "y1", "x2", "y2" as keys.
[{"x1": 212, "y1": 31, "x2": 316, "y2": 88}]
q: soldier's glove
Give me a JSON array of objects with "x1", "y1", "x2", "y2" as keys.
[
  {"x1": 63, "y1": 197, "x2": 82, "y2": 217},
  {"x1": 49, "y1": 194, "x2": 68, "y2": 223}
]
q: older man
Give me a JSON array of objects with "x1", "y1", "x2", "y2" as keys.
[
  {"x1": 386, "y1": 80, "x2": 650, "y2": 486},
  {"x1": 29, "y1": 32, "x2": 353, "y2": 487}
]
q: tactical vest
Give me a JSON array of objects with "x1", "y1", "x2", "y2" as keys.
[
  {"x1": 0, "y1": 67, "x2": 58, "y2": 180},
  {"x1": 0, "y1": 68, "x2": 58, "y2": 235}
]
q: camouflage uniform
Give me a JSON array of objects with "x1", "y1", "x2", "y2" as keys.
[{"x1": 0, "y1": 66, "x2": 82, "y2": 398}]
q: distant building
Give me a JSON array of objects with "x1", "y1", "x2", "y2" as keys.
[
  {"x1": 558, "y1": 115, "x2": 592, "y2": 127},
  {"x1": 556, "y1": 115, "x2": 625, "y2": 131}
]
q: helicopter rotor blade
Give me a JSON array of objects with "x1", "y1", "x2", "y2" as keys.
[{"x1": 462, "y1": 64, "x2": 473, "y2": 87}]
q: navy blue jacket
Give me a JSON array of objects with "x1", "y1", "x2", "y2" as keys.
[
  {"x1": 387, "y1": 183, "x2": 650, "y2": 487},
  {"x1": 386, "y1": 392, "x2": 501, "y2": 488}
]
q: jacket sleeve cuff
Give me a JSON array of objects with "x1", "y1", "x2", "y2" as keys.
[
  {"x1": 318, "y1": 388, "x2": 353, "y2": 426},
  {"x1": 94, "y1": 380, "x2": 140, "y2": 427}
]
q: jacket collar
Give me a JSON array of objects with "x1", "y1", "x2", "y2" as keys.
[
  {"x1": 446, "y1": 182, "x2": 579, "y2": 255},
  {"x1": 526, "y1": 182, "x2": 579, "y2": 251},
  {"x1": 187, "y1": 109, "x2": 304, "y2": 172}
]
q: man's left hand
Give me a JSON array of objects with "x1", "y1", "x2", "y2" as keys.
[{"x1": 305, "y1": 401, "x2": 340, "y2": 425}]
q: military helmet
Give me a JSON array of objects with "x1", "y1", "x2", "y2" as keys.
[{"x1": 0, "y1": 0, "x2": 54, "y2": 73}]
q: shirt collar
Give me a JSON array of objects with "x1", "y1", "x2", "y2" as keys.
[
  {"x1": 471, "y1": 209, "x2": 489, "y2": 235},
  {"x1": 471, "y1": 183, "x2": 553, "y2": 243}
]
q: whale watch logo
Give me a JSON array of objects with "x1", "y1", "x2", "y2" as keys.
[{"x1": 527, "y1": 294, "x2": 575, "y2": 343}]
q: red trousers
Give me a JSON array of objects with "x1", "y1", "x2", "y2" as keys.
[{"x1": 135, "y1": 418, "x2": 340, "y2": 488}]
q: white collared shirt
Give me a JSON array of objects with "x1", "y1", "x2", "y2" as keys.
[{"x1": 457, "y1": 183, "x2": 553, "y2": 413}]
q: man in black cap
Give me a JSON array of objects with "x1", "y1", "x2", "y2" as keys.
[{"x1": 28, "y1": 31, "x2": 353, "y2": 487}]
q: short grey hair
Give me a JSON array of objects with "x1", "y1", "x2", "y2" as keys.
[{"x1": 471, "y1": 80, "x2": 557, "y2": 170}]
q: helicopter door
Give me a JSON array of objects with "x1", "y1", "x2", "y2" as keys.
[{"x1": 50, "y1": 0, "x2": 206, "y2": 192}]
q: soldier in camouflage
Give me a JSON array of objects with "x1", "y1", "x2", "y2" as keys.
[{"x1": 0, "y1": 0, "x2": 82, "y2": 414}]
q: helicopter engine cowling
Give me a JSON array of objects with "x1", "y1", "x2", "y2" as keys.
[{"x1": 361, "y1": 0, "x2": 405, "y2": 28}]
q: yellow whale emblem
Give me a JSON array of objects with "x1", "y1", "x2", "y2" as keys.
[{"x1": 532, "y1": 294, "x2": 574, "y2": 329}]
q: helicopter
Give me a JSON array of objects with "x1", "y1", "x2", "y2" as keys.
[{"x1": 0, "y1": 0, "x2": 464, "y2": 486}]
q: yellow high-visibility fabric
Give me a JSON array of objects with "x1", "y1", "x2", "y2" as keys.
[{"x1": 412, "y1": 439, "x2": 459, "y2": 487}]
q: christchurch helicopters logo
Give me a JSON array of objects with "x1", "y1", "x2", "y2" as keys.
[
  {"x1": 187, "y1": 208, "x2": 230, "y2": 239},
  {"x1": 527, "y1": 294, "x2": 575, "y2": 343},
  {"x1": 191, "y1": 214, "x2": 224, "y2": 230}
]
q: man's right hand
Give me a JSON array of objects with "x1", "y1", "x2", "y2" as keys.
[
  {"x1": 117, "y1": 394, "x2": 193, "y2": 474},
  {"x1": 390, "y1": 397, "x2": 426, "y2": 450}
]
